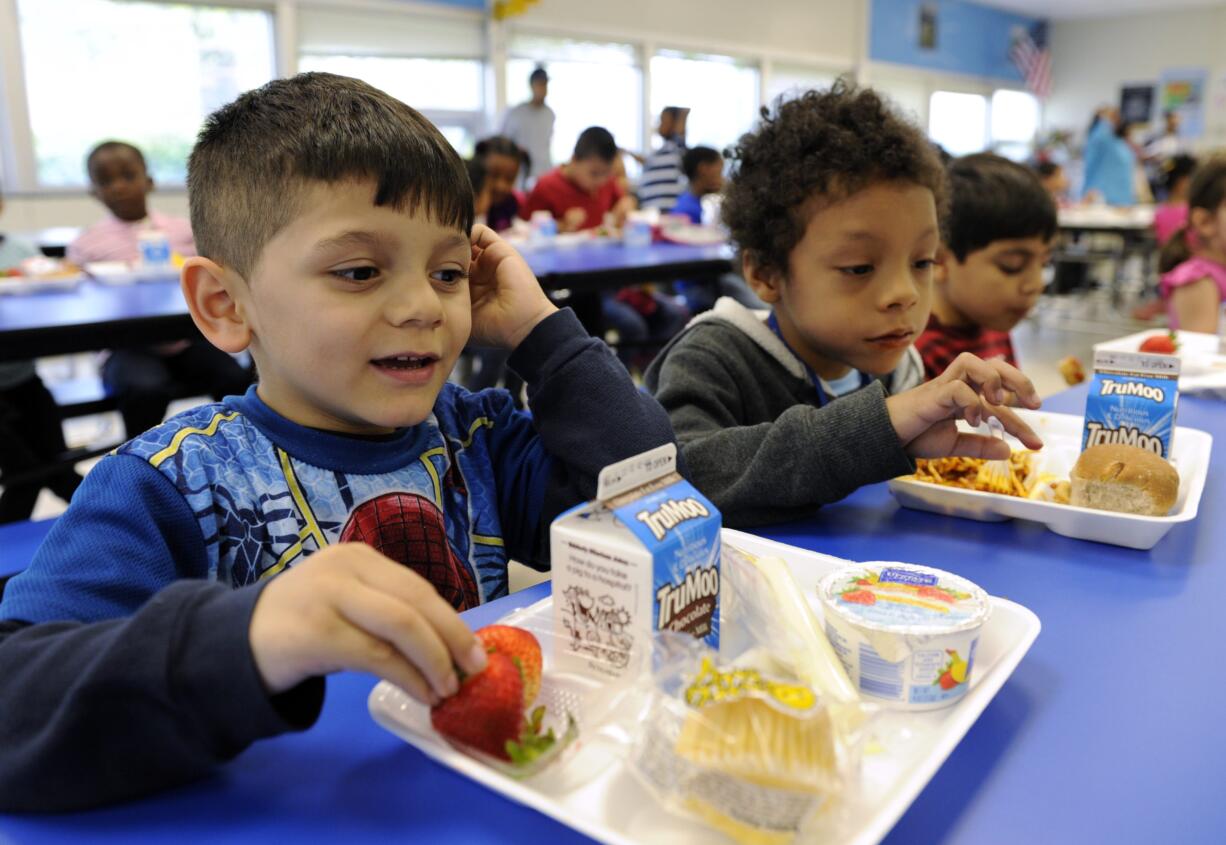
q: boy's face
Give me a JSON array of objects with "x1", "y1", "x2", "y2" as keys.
[
  {"x1": 239, "y1": 180, "x2": 472, "y2": 435},
  {"x1": 567, "y1": 156, "x2": 613, "y2": 194},
  {"x1": 935, "y1": 237, "x2": 1052, "y2": 333},
  {"x1": 693, "y1": 160, "x2": 724, "y2": 195},
  {"x1": 89, "y1": 147, "x2": 152, "y2": 221},
  {"x1": 747, "y1": 181, "x2": 938, "y2": 379}
]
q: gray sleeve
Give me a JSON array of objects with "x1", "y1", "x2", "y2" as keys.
[{"x1": 654, "y1": 342, "x2": 915, "y2": 528}]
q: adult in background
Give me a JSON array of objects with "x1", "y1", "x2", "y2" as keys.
[
  {"x1": 1081, "y1": 107, "x2": 1137, "y2": 206},
  {"x1": 500, "y1": 66, "x2": 554, "y2": 190},
  {"x1": 639, "y1": 106, "x2": 690, "y2": 211}
]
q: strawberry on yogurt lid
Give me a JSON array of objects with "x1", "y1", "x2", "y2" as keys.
[{"x1": 818, "y1": 562, "x2": 990, "y2": 635}]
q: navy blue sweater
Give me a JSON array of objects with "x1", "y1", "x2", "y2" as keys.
[{"x1": 0, "y1": 309, "x2": 676, "y2": 811}]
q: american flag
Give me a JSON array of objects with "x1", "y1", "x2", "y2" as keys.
[{"x1": 1010, "y1": 22, "x2": 1051, "y2": 100}]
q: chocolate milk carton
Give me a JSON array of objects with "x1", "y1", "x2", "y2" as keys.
[
  {"x1": 1083, "y1": 350, "x2": 1181, "y2": 458},
  {"x1": 551, "y1": 444, "x2": 721, "y2": 681}
]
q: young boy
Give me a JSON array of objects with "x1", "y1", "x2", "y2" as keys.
[
  {"x1": 916, "y1": 154, "x2": 1057, "y2": 380},
  {"x1": 68, "y1": 140, "x2": 252, "y2": 436},
  {"x1": 0, "y1": 73, "x2": 676, "y2": 811},
  {"x1": 645, "y1": 84, "x2": 1044, "y2": 528},
  {"x1": 1035, "y1": 161, "x2": 1069, "y2": 205},
  {"x1": 671, "y1": 146, "x2": 723, "y2": 224},
  {"x1": 639, "y1": 106, "x2": 690, "y2": 211},
  {"x1": 523, "y1": 126, "x2": 636, "y2": 232}
]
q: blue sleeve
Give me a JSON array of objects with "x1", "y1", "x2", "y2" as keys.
[
  {"x1": 0, "y1": 454, "x2": 208, "y2": 622},
  {"x1": 0, "y1": 455, "x2": 324, "y2": 811},
  {"x1": 671, "y1": 193, "x2": 703, "y2": 224},
  {"x1": 1082, "y1": 119, "x2": 1109, "y2": 197},
  {"x1": 493, "y1": 308, "x2": 680, "y2": 568}
]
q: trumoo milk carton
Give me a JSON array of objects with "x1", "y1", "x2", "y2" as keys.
[
  {"x1": 1083, "y1": 350, "x2": 1181, "y2": 458},
  {"x1": 551, "y1": 444, "x2": 721, "y2": 681}
]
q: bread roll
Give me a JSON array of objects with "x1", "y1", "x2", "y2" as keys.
[{"x1": 1070, "y1": 444, "x2": 1179, "y2": 516}]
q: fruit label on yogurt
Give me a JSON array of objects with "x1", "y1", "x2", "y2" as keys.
[{"x1": 1083, "y1": 350, "x2": 1180, "y2": 459}]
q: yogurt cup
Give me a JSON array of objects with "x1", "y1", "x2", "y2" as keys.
[{"x1": 817, "y1": 563, "x2": 991, "y2": 711}]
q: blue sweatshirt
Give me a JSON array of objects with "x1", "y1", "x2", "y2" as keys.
[{"x1": 0, "y1": 309, "x2": 677, "y2": 811}]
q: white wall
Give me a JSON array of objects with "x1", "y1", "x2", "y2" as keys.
[
  {"x1": 508, "y1": 0, "x2": 862, "y2": 68},
  {"x1": 1046, "y1": 6, "x2": 1226, "y2": 148}
]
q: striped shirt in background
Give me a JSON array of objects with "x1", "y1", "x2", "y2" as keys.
[{"x1": 638, "y1": 137, "x2": 686, "y2": 210}]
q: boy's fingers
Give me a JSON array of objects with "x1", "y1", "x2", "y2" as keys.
[
  {"x1": 334, "y1": 582, "x2": 459, "y2": 700},
  {"x1": 938, "y1": 379, "x2": 984, "y2": 426},
  {"x1": 351, "y1": 550, "x2": 487, "y2": 677},
  {"x1": 989, "y1": 404, "x2": 1044, "y2": 450},
  {"x1": 943, "y1": 432, "x2": 1013, "y2": 460},
  {"x1": 328, "y1": 623, "x2": 436, "y2": 705}
]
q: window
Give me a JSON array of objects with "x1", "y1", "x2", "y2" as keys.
[
  {"x1": 298, "y1": 6, "x2": 485, "y2": 158},
  {"x1": 650, "y1": 51, "x2": 760, "y2": 154},
  {"x1": 16, "y1": 0, "x2": 275, "y2": 187},
  {"x1": 765, "y1": 63, "x2": 841, "y2": 107},
  {"x1": 990, "y1": 89, "x2": 1041, "y2": 162},
  {"x1": 928, "y1": 91, "x2": 988, "y2": 157},
  {"x1": 506, "y1": 35, "x2": 642, "y2": 175}
]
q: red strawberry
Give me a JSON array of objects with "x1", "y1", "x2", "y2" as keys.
[
  {"x1": 938, "y1": 671, "x2": 958, "y2": 690},
  {"x1": 841, "y1": 589, "x2": 877, "y2": 605},
  {"x1": 430, "y1": 651, "x2": 524, "y2": 759},
  {"x1": 1139, "y1": 332, "x2": 1178, "y2": 355},
  {"x1": 477, "y1": 625, "x2": 543, "y2": 707}
]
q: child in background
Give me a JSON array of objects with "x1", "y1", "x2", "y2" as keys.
[
  {"x1": 639, "y1": 106, "x2": 690, "y2": 211},
  {"x1": 916, "y1": 154, "x2": 1057, "y2": 381},
  {"x1": 1158, "y1": 157, "x2": 1226, "y2": 333},
  {"x1": 645, "y1": 83, "x2": 1043, "y2": 528},
  {"x1": 1035, "y1": 161, "x2": 1070, "y2": 205},
  {"x1": 0, "y1": 73, "x2": 676, "y2": 811},
  {"x1": 0, "y1": 187, "x2": 83, "y2": 522},
  {"x1": 524, "y1": 126, "x2": 636, "y2": 232},
  {"x1": 474, "y1": 136, "x2": 528, "y2": 233},
  {"x1": 68, "y1": 141, "x2": 251, "y2": 437},
  {"x1": 672, "y1": 146, "x2": 723, "y2": 224},
  {"x1": 1153, "y1": 153, "x2": 1197, "y2": 246}
]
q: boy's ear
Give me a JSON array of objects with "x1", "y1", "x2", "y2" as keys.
[
  {"x1": 933, "y1": 245, "x2": 952, "y2": 285},
  {"x1": 1190, "y1": 206, "x2": 1215, "y2": 236},
  {"x1": 181, "y1": 257, "x2": 252, "y2": 354},
  {"x1": 742, "y1": 252, "x2": 783, "y2": 304}
]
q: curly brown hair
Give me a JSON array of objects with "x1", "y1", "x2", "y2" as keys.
[{"x1": 722, "y1": 79, "x2": 947, "y2": 279}]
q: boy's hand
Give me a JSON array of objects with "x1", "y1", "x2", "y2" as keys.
[
  {"x1": 886, "y1": 353, "x2": 1044, "y2": 459},
  {"x1": 560, "y1": 207, "x2": 587, "y2": 232},
  {"x1": 468, "y1": 224, "x2": 558, "y2": 350},
  {"x1": 248, "y1": 543, "x2": 488, "y2": 705}
]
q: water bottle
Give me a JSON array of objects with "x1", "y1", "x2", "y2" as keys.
[
  {"x1": 138, "y1": 228, "x2": 172, "y2": 267},
  {"x1": 529, "y1": 210, "x2": 556, "y2": 247},
  {"x1": 622, "y1": 214, "x2": 652, "y2": 248}
]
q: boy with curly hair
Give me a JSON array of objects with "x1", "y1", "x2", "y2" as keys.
[
  {"x1": 645, "y1": 81, "x2": 1044, "y2": 527},
  {"x1": 0, "y1": 73, "x2": 676, "y2": 810}
]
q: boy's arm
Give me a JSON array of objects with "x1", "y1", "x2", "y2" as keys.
[
  {"x1": 491, "y1": 308, "x2": 678, "y2": 566},
  {"x1": 0, "y1": 457, "x2": 323, "y2": 811},
  {"x1": 652, "y1": 341, "x2": 915, "y2": 528}
]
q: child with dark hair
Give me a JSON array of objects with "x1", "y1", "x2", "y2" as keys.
[
  {"x1": 916, "y1": 153, "x2": 1057, "y2": 380},
  {"x1": 474, "y1": 136, "x2": 528, "y2": 232},
  {"x1": 1158, "y1": 157, "x2": 1226, "y2": 333},
  {"x1": 645, "y1": 82, "x2": 1042, "y2": 527},
  {"x1": 1153, "y1": 153, "x2": 1197, "y2": 245},
  {"x1": 672, "y1": 145, "x2": 723, "y2": 224},
  {"x1": 1035, "y1": 160, "x2": 1069, "y2": 204},
  {"x1": 524, "y1": 126, "x2": 636, "y2": 232},
  {"x1": 0, "y1": 73, "x2": 676, "y2": 810},
  {"x1": 69, "y1": 139, "x2": 252, "y2": 437}
]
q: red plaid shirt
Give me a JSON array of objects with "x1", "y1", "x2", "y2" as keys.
[{"x1": 915, "y1": 315, "x2": 1017, "y2": 380}]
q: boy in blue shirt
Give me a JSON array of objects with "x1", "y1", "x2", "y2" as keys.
[
  {"x1": 0, "y1": 73, "x2": 676, "y2": 810},
  {"x1": 671, "y1": 146, "x2": 723, "y2": 224}
]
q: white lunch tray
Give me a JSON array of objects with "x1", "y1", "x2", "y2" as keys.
[
  {"x1": 1094, "y1": 329, "x2": 1226, "y2": 397},
  {"x1": 83, "y1": 261, "x2": 178, "y2": 285},
  {"x1": 369, "y1": 530, "x2": 1040, "y2": 845},
  {"x1": 888, "y1": 409, "x2": 1212, "y2": 550},
  {"x1": 0, "y1": 274, "x2": 84, "y2": 295}
]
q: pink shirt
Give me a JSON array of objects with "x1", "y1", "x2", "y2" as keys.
[
  {"x1": 67, "y1": 210, "x2": 196, "y2": 264},
  {"x1": 1153, "y1": 203, "x2": 1189, "y2": 246},
  {"x1": 1160, "y1": 256, "x2": 1226, "y2": 329}
]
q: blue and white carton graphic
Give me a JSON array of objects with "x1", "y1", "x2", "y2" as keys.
[
  {"x1": 551, "y1": 444, "x2": 721, "y2": 681},
  {"x1": 1082, "y1": 350, "x2": 1181, "y2": 458}
]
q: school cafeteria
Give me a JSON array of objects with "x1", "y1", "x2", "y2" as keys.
[{"x1": 1, "y1": 0, "x2": 1224, "y2": 843}]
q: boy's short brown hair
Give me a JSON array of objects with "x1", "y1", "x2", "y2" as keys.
[
  {"x1": 722, "y1": 79, "x2": 946, "y2": 279},
  {"x1": 188, "y1": 72, "x2": 473, "y2": 278}
]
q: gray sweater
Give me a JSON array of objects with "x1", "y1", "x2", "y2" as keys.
[{"x1": 644, "y1": 297, "x2": 921, "y2": 527}]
